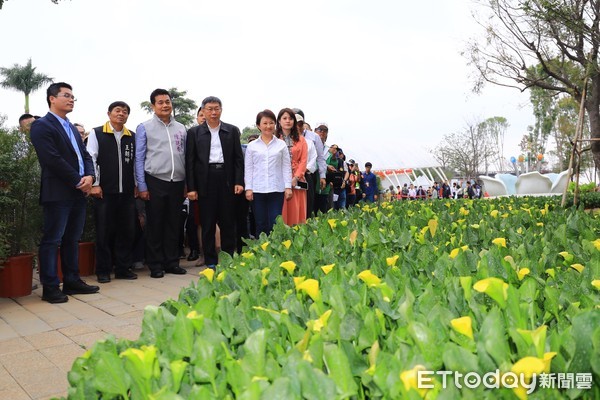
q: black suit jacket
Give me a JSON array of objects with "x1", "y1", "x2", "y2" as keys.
[
  {"x1": 185, "y1": 121, "x2": 244, "y2": 197},
  {"x1": 30, "y1": 112, "x2": 95, "y2": 203}
]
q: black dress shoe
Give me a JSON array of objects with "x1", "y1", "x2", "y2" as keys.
[
  {"x1": 165, "y1": 265, "x2": 187, "y2": 275},
  {"x1": 42, "y1": 285, "x2": 68, "y2": 303},
  {"x1": 150, "y1": 270, "x2": 165, "y2": 278},
  {"x1": 187, "y1": 250, "x2": 199, "y2": 261},
  {"x1": 115, "y1": 271, "x2": 138, "y2": 280},
  {"x1": 62, "y1": 279, "x2": 100, "y2": 295},
  {"x1": 97, "y1": 274, "x2": 111, "y2": 283}
]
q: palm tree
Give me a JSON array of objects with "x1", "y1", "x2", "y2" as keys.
[{"x1": 0, "y1": 58, "x2": 53, "y2": 113}]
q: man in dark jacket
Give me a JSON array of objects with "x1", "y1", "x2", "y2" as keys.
[
  {"x1": 186, "y1": 96, "x2": 244, "y2": 269},
  {"x1": 29, "y1": 82, "x2": 100, "y2": 303}
]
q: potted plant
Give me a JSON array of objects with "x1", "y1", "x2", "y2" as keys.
[{"x1": 0, "y1": 117, "x2": 40, "y2": 297}]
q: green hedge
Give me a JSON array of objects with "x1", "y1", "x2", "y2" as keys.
[{"x1": 61, "y1": 197, "x2": 600, "y2": 399}]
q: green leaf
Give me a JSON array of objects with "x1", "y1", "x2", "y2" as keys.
[
  {"x1": 93, "y1": 351, "x2": 130, "y2": 398},
  {"x1": 242, "y1": 329, "x2": 267, "y2": 377},
  {"x1": 323, "y1": 344, "x2": 359, "y2": 398}
]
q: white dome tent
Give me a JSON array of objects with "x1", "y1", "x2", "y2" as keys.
[{"x1": 339, "y1": 140, "x2": 445, "y2": 191}]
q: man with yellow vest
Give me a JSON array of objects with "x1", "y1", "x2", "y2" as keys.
[{"x1": 86, "y1": 101, "x2": 138, "y2": 283}]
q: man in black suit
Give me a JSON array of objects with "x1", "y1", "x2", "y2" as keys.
[
  {"x1": 29, "y1": 82, "x2": 100, "y2": 303},
  {"x1": 186, "y1": 97, "x2": 244, "y2": 269}
]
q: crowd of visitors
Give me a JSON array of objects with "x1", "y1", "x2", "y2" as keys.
[{"x1": 23, "y1": 83, "x2": 381, "y2": 303}]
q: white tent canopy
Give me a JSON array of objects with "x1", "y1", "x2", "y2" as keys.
[{"x1": 338, "y1": 140, "x2": 444, "y2": 189}]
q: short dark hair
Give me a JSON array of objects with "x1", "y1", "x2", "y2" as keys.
[
  {"x1": 46, "y1": 82, "x2": 71, "y2": 107},
  {"x1": 108, "y1": 101, "x2": 130, "y2": 114},
  {"x1": 201, "y1": 96, "x2": 222, "y2": 108},
  {"x1": 365, "y1": 162, "x2": 372, "y2": 167},
  {"x1": 150, "y1": 88, "x2": 170, "y2": 104},
  {"x1": 73, "y1": 123, "x2": 84, "y2": 128},
  {"x1": 255, "y1": 109, "x2": 276, "y2": 126},
  {"x1": 197, "y1": 106, "x2": 203, "y2": 115},
  {"x1": 19, "y1": 113, "x2": 33, "y2": 123}
]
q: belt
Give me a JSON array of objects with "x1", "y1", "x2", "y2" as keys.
[{"x1": 209, "y1": 163, "x2": 225, "y2": 169}]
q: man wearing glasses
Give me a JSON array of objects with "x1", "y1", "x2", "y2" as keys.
[
  {"x1": 30, "y1": 82, "x2": 100, "y2": 303},
  {"x1": 186, "y1": 96, "x2": 244, "y2": 270}
]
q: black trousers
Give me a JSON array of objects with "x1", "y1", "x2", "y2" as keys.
[
  {"x1": 235, "y1": 194, "x2": 249, "y2": 254},
  {"x1": 198, "y1": 167, "x2": 236, "y2": 266},
  {"x1": 94, "y1": 193, "x2": 136, "y2": 275},
  {"x1": 305, "y1": 171, "x2": 315, "y2": 219},
  {"x1": 144, "y1": 174, "x2": 184, "y2": 271}
]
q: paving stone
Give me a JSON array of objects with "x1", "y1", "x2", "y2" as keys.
[
  {"x1": 0, "y1": 364, "x2": 18, "y2": 390},
  {"x1": 0, "y1": 319, "x2": 19, "y2": 341},
  {"x1": 0, "y1": 350, "x2": 55, "y2": 375},
  {"x1": 0, "y1": 337, "x2": 34, "y2": 356},
  {"x1": 107, "y1": 324, "x2": 142, "y2": 341},
  {"x1": 70, "y1": 331, "x2": 109, "y2": 350},
  {"x1": 40, "y1": 343, "x2": 86, "y2": 371},
  {"x1": 24, "y1": 331, "x2": 72, "y2": 350},
  {"x1": 57, "y1": 323, "x2": 100, "y2": 338},
  {"x1": 18, "y1": 366, "x2": 68, "y2": 399},
  {"x1": 0, "y1": 388, "x2": 31, "y2": 400}
]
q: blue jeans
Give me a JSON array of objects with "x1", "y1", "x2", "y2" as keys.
[
  {"x1": 253, "y1": 192, "x2": 284, "y2": 238},
  {"x1": 334, "y1": 189, "x2": 346, "y2": 210},
  {"x1": 39, "y1": 198, "x2": 86, "y2": 286}
]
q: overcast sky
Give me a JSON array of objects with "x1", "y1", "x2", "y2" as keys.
[{"x1": 0, "y1": 0, "x2": 534, "y2": 169}]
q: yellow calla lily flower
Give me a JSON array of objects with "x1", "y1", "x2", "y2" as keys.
[
  {"x1": 293, "y1": 276, "x2": 306, "y2": 287},
  {"x1": 311, "y1": 309, "x2": 332, "y2": 332},
  {"x1": 450, "y1": 316, "x2": 473, "y2": 339},
  {"x1": 492, "y1": 237, "x2": 507, "y2": 247},
  {"x1": 296, "y1": 278, "x2": 320, "y2": 301},
  {"x1": 358, "y1": 270, "x2": 382, "y2": 287},
  {"x1": 511, "y1": 356, "x2": 545, "y2": 379},
  {"x1": 592, "y1": 280, "x2": 600, "y2": 290},
  {"x1": 282, "y1": 240, "x2": 292, "y2": 249},
  {"x1": 280, "y1": 261, "x2": 296, "y2": 274},
  {"x1": 558, "y1": 251, "x2": 573, "y2": 262},
  {"x1": 490, "y1": 209, "x2": 499, "y2": 217},
  {"x1": 592, "y1": 239, "x2": 600, "y2": 251},
  {"x1": 473, "y1": 277, "x2": 509, "y2": 307},
  {"x1": 400, "y1": 365, "x2": 429, "y2": 397},
  {"x1": 545, "y1": 268, "x2": 555, "y2": 278},
  {"x1": 386, "y1": 255, "x2": 399, "y2": 267},
  {"x1": 200, "y1": 268, "x2": 214, "y2": 282},
  {"x1": 241, "y1": 251, "x2": 254, "y2": 259},
  {"x1": 542, "y1": 352, "x2": 556, "y2": 373},
  {"x1": 517, "y1": 268, "x2": 530, "y2": 280},
  {"x1": 321, "y1": 264, "x2": 335, "y2": 274},
  {"x1": 260, "y1": 241, "x2": 270, "y2": 251},
  {"x1": 570, "y1": 263, "x2": 585, "y2": 273},
  {"x1": 327, "y1": 219, "x2": 337, "y2": 229}
]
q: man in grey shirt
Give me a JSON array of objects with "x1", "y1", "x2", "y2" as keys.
[{"x1": 135, "y1": 88, "x2": 187, "y2": 278}]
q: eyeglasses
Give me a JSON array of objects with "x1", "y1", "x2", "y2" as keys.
[
  {"x1": 204, "y1": 107, "x2": 221, "y2": 113},
  {"x1": 54, "y1": 93, "x2": 77, "y2": 101}
]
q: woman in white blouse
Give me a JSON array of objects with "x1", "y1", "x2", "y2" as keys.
[{"x1": 245, "y1": 109, "x2": 292, "y2": 237}]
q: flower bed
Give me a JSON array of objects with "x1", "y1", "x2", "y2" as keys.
[{"x1": 62, "y1": 197, "x2": 600, "y2": 399}]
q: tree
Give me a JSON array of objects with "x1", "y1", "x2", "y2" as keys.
[
  {"x1": 465, "y1": 0, "x2": 600, "y2": 176},
  {"x1": 0, "y1": 0, "x2": 63, "y2": 10},
  {"x1": 478, "y1": 116, "x2": 509, "y2": 172},
  {"x1": 432, "y1": 119, "x2": 499, "y2": 179},
  {"x1": 140, "y1": 87, "x2": 197, "y2": 128},
  {"x1": 0, "y1": 58, "x2": 52, "y2": 113},
  {"x1": 241, "y1": 126, "x2": 260, "y2": 144}
]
